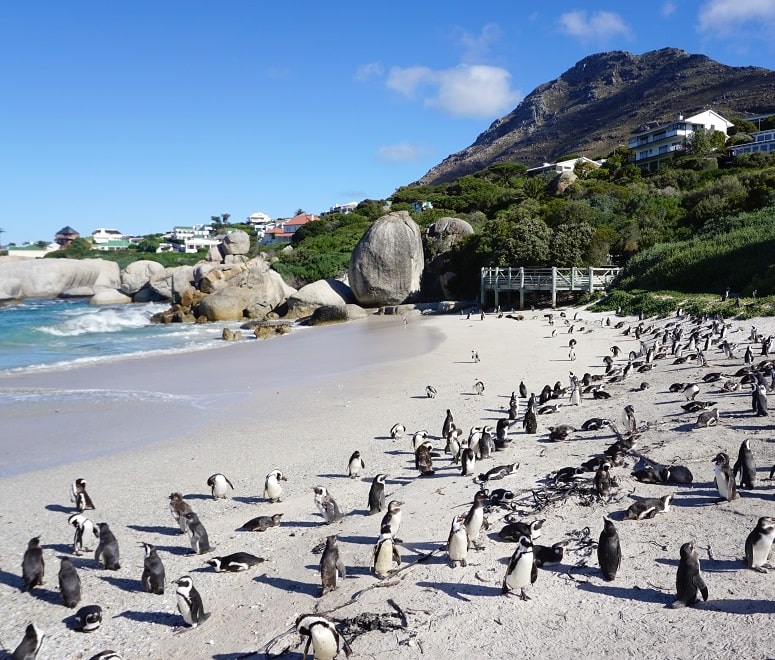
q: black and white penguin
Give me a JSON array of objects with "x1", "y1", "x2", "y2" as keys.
[
  {"x1": 21, "y1": 536, "x2": 44, "y2": 592},
  {"x1": 68, "y1": 514, "x2": 98, "y2": 556},
  {"x1": 488, "y1": 488, "x2": 515, "y2": 505},
  {"x1": 411, "y1": 430, "x2": 429, "y2": 452},
  {"x1": 519, "y1": 381, "x2": 528, "y2": 399},
  {"x1": 745, "y1": 516, "x2": 775, "y2": 573},
  {"x1": 626, "y1": 494, "x2": 673, "y2": 520},
  {"x1": 425, "y1": 385, "x2": 437, "y2": 399},
  {"x1": 672, "y1": 541, "x2": 708, "y2": 608},
  {"x1": 498, "y1": 518, "x2": 545, "y2": 542},
  {"x1": 593, "y1": 462, "x2": 613, "y2": 499},
  {"x1": 753, "y1": 383, "x2": 769, "y2": 416},
  {"x1": 523, "y1": 409, "x2": 538, "y2": 434},
  {"x1": 597, "y1": 518, "x2": 621, "y2": 582},
  {"x1": 712, "y1": 452, "x2": 738, "y2": 502},
  {"x1": 70, "y1": 479, "x2": 95, "y2": 512},
  {"x1": 446, "y1": 514, "x2": 469, "y2": 568},
  {"x1": 390, "y1": 422, "x2": 406, "y2": 439},
  {"x1": 313, "y1": 486, "x2": 344, "y2": 524},
  {"x1": 168, "y1": 492, "x2": 193, "y2": 534},
  {"x1": 502, "y1": 534, "x2": 537, "y2": 600},
  {"x1": 442, "y1": 409, "x2": 454, "y2": 439},
  {"x1": 140, "y1": 542, "x2": 166, "y2": 594},
  {"x1": 368, "y1": 473, "x2": 387, "y2": 515},
  {"x1": 622, "y1": 405, "x2": 637, "y2": 433},
  {"x1": 580, "y1": 417, "x2": 610, "y2": 432},
  {"x1": 631, "y1": 465, "x2": 664, "y2": 483},
  {"x1": 415, "y1": 441, "x2": 435, "y2": 476},
  {"x1": 347, "y1": 451, "x2": 365, "y2": 479},
  {"x1": 373, "y1": 523, "x2": 401, "y2": 578},
  {"x1": 264, "y1": 470, "x2": 287, "y2": 503},
  {"x1": 694, "y1": 408, "x2": 719, "y2": 429},
  {"x1": 296, "y1": 614, "x2": 350, "y2": 660},
  {"x1": 534, "y1": 541, "x2": 566, "y2": 568},
  {"x1": 478, "y1": 462, "x2": 519, "y2": 483},
  {"x1": 319, "y1": 535, "x2": 346, "y2": 595},
  {"x1": 206, "y1": 552, "x2": 264, "y2": 573},
  {"x1": 173, "y1": 575, "x2": 209, "y2": 627},
  {"x1": 73, "y1": 605, "x2": 102, "y2": 633},
  {"x1": 463, "y1": 490, "x2": 487, "y2": 550},
  {"x1": 87, "y1": 651, "x2": 121, "y2": 659},
  {"x1": 58, "y1": 557, "x2": 81, "y2": 608},
  {"x1": 184, "y1": 512, "x2": 213, "y2": 555},
  {"x1": 495, "y1": 418, "x2": 511, "y2": 448},
  {"x1": 94, "y1": 523, "x2": 121, "y2": 570},
  {"x1": 460, "y1": 447, "x2": 476, "y2": 476},
  {"x1": 11, "y1": 623, "x2": 44, "y2": 659},
  {"x1": 239, "y1": 513, "x2": 283, "y2": 532},
  {"x1": 206, "y1": 473, "x2": 234, "y2": 499},
  {"x1": 682, "y1": 383, "x2": 700, "y2": 401},
  {"x1": 733, "y1": 438, "x2": 757, "y2": 489},
  {"x1": 381, "y1": 500, "x2": 403, "y2": 541},
  {"x1": 660, "y1": 465, "x2": 693, "y2": 484},
  {"x1": 473, "y1": 380, "x2": 485, "y2": 395}
]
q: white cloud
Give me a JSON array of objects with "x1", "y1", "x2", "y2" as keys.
[
  {"x1": 661, "y1": 2, "x2": 677, "y2": 17},
  {"x1": 386, "y1": 64, "x2": 521, "y2": 119},
  {"x1": 376, "y1": 143, "x2": 431, "y2": 163},
  {"x1": 558, "y1": 10, "x2": 633, "y2": 42},
  {"x1": 456, "y1": 23, "x2": 502, "y2": 64},
  {"x1": 697, "y1": 0, "x2": 775, "y2": 35},
  {"x1": 354, "y1": 62, "x2": 383, "y2": 83}
]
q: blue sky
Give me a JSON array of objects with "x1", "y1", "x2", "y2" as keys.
[{"x1": 2, "y1": 0, "x2": 774, "y2": 245}]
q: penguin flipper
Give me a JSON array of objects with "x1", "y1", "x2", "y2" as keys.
[
  {"x1": 531, "y1": 561, "x2": 538, "y2": 584},
  {"x1": 392, "y1": 546, "x2": 401, "y2": 566},
  {"x1": 694, "y1": 575, "x2": 709, "y2": 601},
  {"x1": 337, "y1": 559, "x2": 347, "y2": 579}
]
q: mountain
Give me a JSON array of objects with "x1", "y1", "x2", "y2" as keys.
[{"x1": 417, "y1": 48, "x2": 775, "y2": 185}]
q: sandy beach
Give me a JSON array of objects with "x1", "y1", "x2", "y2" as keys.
[{"x1": 0, "y1": 308, "x2": 773, "y2": 659}]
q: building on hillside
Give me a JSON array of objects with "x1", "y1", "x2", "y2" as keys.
[
  {"x1": 261, "y1": 213, "x2": 320, "y2": 245},
  {"x1": 628, "y1": 110, "x2": 734, "y2": 172},
  {"x1": 325, "y1": 202, "x2": 358, "y2": 215},
  {"x1": 92, "y1": 239, "x2": 132, "y2": 251},
  {"x1": 54, "y1": 226, "x2": 80, "y2": 248},
  {"x1": 412, "y1": 201, "x2": 433, "y2": 212},
  {"x1": 247, "y1": 211, "x2": 273, "y2": 240},
  {"x1": 6, "y1": 243, "x2": 59, "y2": 258},
  {"x1": 91, "y1": 228, "x2": 126, "y2": 244},
  {"x1": 526, "y1": 156, "x2": 603, "y2": 177},
  {"x1": 168, "y1": 225, "x2": 213, "y2": 241},
  {"x1": 183, "y1": 237, "x2": 221, "y2": 253},
  {"x1": 729, "y1": 128, "x2": 775, "y2": 157}
]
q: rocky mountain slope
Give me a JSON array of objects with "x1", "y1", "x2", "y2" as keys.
[{"x1": 418, "y1": 48, "x2": 775, "y2": 185}]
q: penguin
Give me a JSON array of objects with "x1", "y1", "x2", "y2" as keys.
[
  {"x1": 478, "y1": 462, "x2": 519, "y2": 483},
  {"x1": 502, "y1": 534, "x2": 537, "y2": 600},
  {"x1": 581, "y1": 417, "x2": 610, "y2": 431},
  {"x1": 523, "y1": 410, "x2": 538, "y2": 434},
  {"x1": 95, "y1": 523, "x2": 120, "y2": 570},
  {"x1": 141, "y1": 542, "x2": 166, "y2": 594},
  {"x1": 11, "y1": 623, "x2": 44, "y2": 659},
  {"x1": 498, "y1": 519, "x2": 545, "y2": 542},
  {"x1": 461, "y1": 447, "x2": 476, "y2": 476},
  {"x1": 373, "y1": 523, "x2": 401, "y2": 578},
  {"x1": 296, "y1": 614, "x2": 350, "y2": 660},
  {"x1": 206, "y1": 473, "x2": 234, "y2": 499},
  {"x1": 534, "y1": 541, "x2": 566, "y2": 568},
  {"x1": 508, "y1": 395, "x2": 519, "y2": 421},
  {"x1": 464, "y1": 490, "x2": 487, "y2": 550},
  {"x1": 660, "y1": 465, "x2": 694, "y2": 484},
  {"x1": 631, "y1": 465, "x2": 663, "y2": 484},
  {"x1": 622, "y1": 405, "x2": 637, "y2": 433},
  {"x1": 442, "y1": 409, "x2": 454, "y2": 439},
  {"x1": 694, "y1": 408, "x2": 719, "y2": 429},
  {"x1": 390, "y1": 423, "x2": 406, "y2": 439},
  {"x1": 184, "y1": 512, "x2": 213, "y2": 554},
  {"x1": 593, "y1": 462, "x2": 612, "y2": 499},
  {"x1": 471, "y1": 349, "x2": 480, "y2": 363},
  {"x1": 488, "y1": 489, "x2": 515, "y2": 505},
  {"x1": 733, "y1": 438, "x2": 756, "y2": 489},
  {"x1": 347, "y1": 451, "x2": 365, "y2": 479},
  {"x1": 68, "y1": 513, "x2": 98, "y2": 555},
  {"x1": 58, "y1": 557, "x2": 81, "y2": 608},
  {"x1": 70, "y1": 479, "x2": 95, "y2": 512},
  {"x1": 477, "y1": 426, "x2": 494, "y2": 459},
  {"x1": 597, "y1": 518, "x2": 621, "y2": 582},
  {"x1": 519, "y1": 380, "x2": 528, "y2": 398},
  {"x1": 415, "y1": 441, "x2": 435, "y2": 476},
  {"x1": 381, "y1": 501, "x2": 403, "y2": 541},
  {"x1": 87, "y1": 652, "x2": 121, "y2": 660},
  {"x1": 495, "y1": 418, "x2": 511, "y2": 449},
  {"x1": 264, "y1": 470, "x2": 287, "y2": 503},
  {"x1": 672, "y1": 541, "x2": 708, "y2": 608},
  {"x1": 712, "y1": 452, "x2": 738, "y2": 502},
  {"x1": 681, "y1": 400, "x2": 714, "y2": 413},
  {"x1": 173, "y1": 575, "x2": 209, "y2": 627},
  {"x1": 21, "y1": 536, "x2": 44, "y2": 592},
  {"x1": 313, "y1": 486, "x2": 344, "y2": 524},
  {"x1": 682, "y1": 383, "x2": 700, "y2": 401},
  {"x1": 73, "y1": 605, "x2": 102, "y2": 633},
  {"x1": 169, "y1": 492, "x2": 193, "y2": 534},
  {"x1": 473, "y1": 380, "x2": 485, "y2": 395},
  {"x1": 744, "y1": 516, "x2": 775, "y2": 573},
  {"x1": 367, "y1": 473, "x2": 387, "y2": 515},
  {"x1": 753, "y1": 383, "x2": 768, "y2": 416},
  {"x1": 448, "y1": 428, "x2": 463, "y2": 464},
  {"x1": 446, "y1": 514, "x2": 469, "y2": 568},
  {"x1": 626, "y1": 494, "x2": 673, "y2": 520},
  {"x1": 319, "y1": 535, "x2": 346, "y2": 595},
  {"x1": 206, "y1": 552, "x2": 264, "y2": 573},
  {"x1": 425, "y1": 385, "x2": 437, "y2": 398},
  {"x1": 411, "y1": 430, "x2": 429, "y2": 451},
  {"x1": 240, "y1": 513, "x2": 283, "y2": 532}
]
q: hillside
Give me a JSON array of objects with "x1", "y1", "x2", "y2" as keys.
[{"x1": 418, "y1": 48, "x2": 775, "y2": 185}]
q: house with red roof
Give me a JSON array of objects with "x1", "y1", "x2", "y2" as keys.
[{"x1": 261, "y1": 213, "x2": 320, "y2": 245}]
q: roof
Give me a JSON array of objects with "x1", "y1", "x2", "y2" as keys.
[
  {"x1": 284, "y1": 213, "x2": 319, "y2": 226},
  {"x1": 56, "y1": 226, "x2": 79, "y2": 235}
]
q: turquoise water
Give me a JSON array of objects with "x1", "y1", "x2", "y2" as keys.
[{"x1": 0, "y1": 298, "x2": 231, "y2": 373}]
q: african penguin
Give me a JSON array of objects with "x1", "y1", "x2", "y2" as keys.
[
  {"x1": 373, "y1": 523, "x2": 401, "y2": 578},
  {"x1": 296, "y1": 614, "x2": 350, "y2": 660},
  {"x1": 319, "y1": 535, "x2": 346, "y2": 595},
  {"x1": 313, "y1": 486, "x2": 344, "y2": 524},
  {"x1": 745, "y1": 516, "x2": 775, "y2": 573},
  {"x1": 68, "y1": 513, "x2": 98, "y2": 555},
  {"x1": 626, "y1": 494, "x2": 673, "y2": 520},
  {"x1": 11, "y1": 623, "x2": 44, "y2": 659},
  {"x1": 70, "y1": 479, "x2": 95, "y2": 512},
  {"x1": 672, "y1": 541, "x2": 708, "y2": 608},
  {"x1": 390, "y1": 423, "x2": 406, "y2": 439},
  {"x1": 173, "y1": 575, "x2": 209, "y2": 627},
  {"x1": 21, "y1": 536, "x2": 44, "y2": 592},
  {"x1": 206, "y1": 473, "x2": 234, "y2": 499},
  {"x1": 446, "y1": 514, "x2": 469, "y2": 568},
  {"x1": 463, "y1": 490, "x2": 487, "y2": 550},
  {"x1": 381, "y1": 501, "x2": 403, "y2": 541},
  {"x1": 264, "y1": 470, "x2": 287, "y2": 503},
  {"x1": 168, "y1": 492, "x2": 193, "y2": 534},
  {"x1": 184, "y1": 512, "x2": 213, "y2": 554},
  {"x1": 240, "y1": 513, "x2": 283, "y2": 532},
  {"x1": 502, "y1": 534, "x2": 537, "y2": 600},
  {"x1": 73, "y1": 605, "x2": 102, "y2": 632},
  {"x1": 141, "y1": 542, "x2": 166, "y2": 594},
  {"x1": 367, "y1": 473, "x2": 387, "y2": 515},
  {"x1": 712, "y1": 452, "x2": 738, "y2": 502},
  {"x1": 58, "y1": 557, "x2": 81, "y2": 608},
  {"x1": 460, "y1": 447, "x2": 476, "y2": 476},
  {"x1": 207, "y1": 552, "x2": 264, "y2": 573},
  {"x1": 733, "y1": 438, "x2": 757, "y2": 489},
  {"x1": 347, "y1": 451, "x2": 365, "y2": 479},
  {"x1": 94, "y1": 523, "x2": 121, "y2": 570},
  {"x1": 597, "y1": 518, "x2": 621, "y2": 582}
]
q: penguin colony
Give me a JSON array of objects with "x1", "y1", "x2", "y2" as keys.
[{"x1": 7, "y1": 310, "x2": 775, "y2": 658}]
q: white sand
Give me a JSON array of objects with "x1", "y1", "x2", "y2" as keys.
[{"x1": 0, "y1": 309, "x2": 773, "y2": 659}]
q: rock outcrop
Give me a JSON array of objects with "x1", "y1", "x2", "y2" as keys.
[
  {"x1": 310, "y1": 304, "x2": 368, "y2": 326},
  {"x1": 0, "y1": 258, "x2": 120, "y2": 300},
  {"x1": 284, "y1": 278, "x2": 355, "y2": 319},
  {"x1": 120, "y1": 260, "x2": 165, "y2": 296},
  {"x1": 348, "y1": 211, "x2": 424, "y2": 307},
  {"x1": 422, "y1": 217, "x2": 474, "y2": 300}
]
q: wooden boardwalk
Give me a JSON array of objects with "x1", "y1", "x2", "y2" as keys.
[{"x1": 480, "y1": 266, "x2": 621, "y2": 308}]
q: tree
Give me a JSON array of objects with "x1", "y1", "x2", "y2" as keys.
[
  {"x1": 550, "y1": 221, "x2": 594, "y2": 266},
  {"x1": 683, "y1": 127, "x2": 726, "y2": 156}
]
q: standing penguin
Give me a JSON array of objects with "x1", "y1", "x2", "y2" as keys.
[
  {"x1": 733, "y1": 438, "x2": 757, "y2": 489},
  {"x1": 319, "y1": 535, "x2": 346, "y2": 595},
  {"x1": 58, "y1": 557, "x2": 81, "y2": 608},
  {"x1": 519, "y1": 381, "x2": 528, "y2": 399},
  {"x1": 169, "y1": 492, "x2": 193, "y2": 534},
  {"x1": 461, "y1": 447, "x2": 476, "y2": 476},
  {"x1": 380, "y1": 501, "x2": 403, "y2": 542},
  {"x1": 184, "y1": 512, "x2": 213, "y2": 554},
  {"x1": 21, "y1": 536, "x2": 45, "y2": 592},
  {"x1": 367, "y1": 474, "x2": 387, "y2": 515},
  {"x1": 502, "y1": 534, "x2": 537, "y2": 600},
  {"x1": 442, "y1": 409, "x2": 454, "y2": 439},
  {"x1": 313, "y1": 486, "x2": 344, "y2": 524},
  {"x1": 70, "y1": 479, "x2": 95, "y2": 512},
  {"x1": 622, "y1": 405, "x2": 637, "y2": 434},
  {"x1": 95, "y1": 523, "x2": 121, "y2": 570},
  {"x1": 508, "y1": 394, "x2": 519, "y2": 421},
  {"x1": 173, "y1": 575, "x2": 209, "y2": 628},
  {"x1": 206, "y1": 473, "x2": 234, "y2": 500},
  {"x1": 464, "y1": 490, "x2": 487, "y2": 550},
  {"x1": 672, "y1": 541, "x2": 708, "y2": 608},
  {"x1": 415, "y1": 441, "x2": 435, "y2": 476},
  {"x1": 264, "y1": 470, "x2": 287, "y2": 503},
  {"x1": 373, "y1": 523, "x2": 401, "y2": 578},
  {"x1": 446, "y1": 514, "x2": 469, "y2": 568},
  {"x1": 593, "y1": 462, "x2": 612, "y2": 499},
  {"x1": 712, "y1": 452, "x2": 738, "y2": 502},
  {"x1": 495, "y1": 418, "x2": 511, "y2": 448},
  {"x1": 389, "y1": 423, "x2": 406, "y2": 439},
  {"x1": 11, "y1": 623, "x2": 44, "y2": 659},
  {"x1": 141, "y1": 543, "x2": 166, "y2": 595},
  {"x1": 68, "y1": 514, "x2": 98, "y2": 556},
  {"x1": 753, "y1": 383, "x2": 769, "y2": 416},
  {"x1": 745, "y1": 516, "x2": 775, "y2": 573},
  {"x1": 296, "y1": 614, "x2": 351, "y2": 660},
  {"x1": 347, "y1": 451, "x2": 365, "y2": 479},
  {"x1": 597, "y1": 518, "x2": 621, "y2": 582}
]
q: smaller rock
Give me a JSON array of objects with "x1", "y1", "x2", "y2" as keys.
[
  {"x1": 90, "y1": 289, "x2": 132, "y2": 305},
  {"x1": 310, "y1": 304, "x2": 368, "y2": 326}
]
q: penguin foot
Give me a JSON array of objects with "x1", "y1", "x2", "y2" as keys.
[
  {"x1": 751, "y1": 566, "x2": 768, "y2": 574},
  {"x1": 519, "y1": 590, "x2": 531, "y2": 601}
]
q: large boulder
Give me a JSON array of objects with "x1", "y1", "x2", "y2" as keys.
[
  {"x1": 550, "y1": 170, "x2": 577, "y2": 195},
  {"x1": 348, "y1": 211, "x2": 424, "y2": 306},
  {"x1": 90, "y1": 289, "x2": 133, "y2": 305},
  {"x1": 120, "y1": 260, "x2": 165, "y2": 295},
  {"x1": 221, "y1": 230, "x2": 251, "y2": 256},
  {"x1": 0, "y1": 258, "x2": 120, "y2": 300},
  {"x1": 284, "y1": 278, "x2": 355, "y2": 319},
  {"x1": 422, "y1": 217, "x2": 474, "y2": 300},
  {"x1": 310, "y1": 304, "x2": 368, "y2": 326},
  {"x1": 148, "y1": 266, "x2": 196, "y2": 303}
]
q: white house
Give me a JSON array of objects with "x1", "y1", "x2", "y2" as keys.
[
  {"x1": 261, "y1": 213, "x2": 320, "y2": 245},
  {"x1": 326, "y1": 202, "x2": 358, "y2": 215},
  {"x1": 628, "y1": 110, "x2": 734, "y2": 172},
  {"x1": 526, "y1": 156, "x2": 603, "y2": 176},
  {"x1": 168, "y1": 225, "x2": 213, "y2": 241},
  {"x1": 6, "y1": 242, "x2": 59, "y2": 258},
  {"x1": 183, "y1": 237, "x2": 221, "y2": 253},
  {"x1": 91, "y1": 228, "x2": 126, "y2": 244},
  {"x1": 729, "y1": 128, "x2": 775, "y2": 157}
]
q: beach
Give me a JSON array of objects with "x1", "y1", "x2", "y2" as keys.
[{"x1": 0, "y1": 309, "x2": 773, "y2": 659}]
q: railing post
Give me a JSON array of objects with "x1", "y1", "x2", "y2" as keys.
[
  {"x1": 588, "y1": 266, "x2": 594, "y2": 293},
  {"x1": 519, "y1": 267, "x2": 525, "y2": 309},
  {"x1": 551, "y1": 267, "x2": 557, "y2": 308}
]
